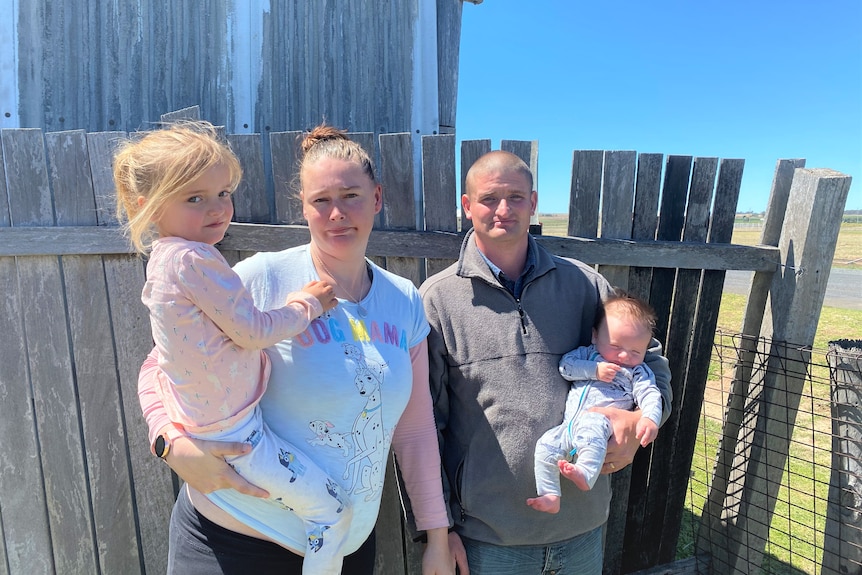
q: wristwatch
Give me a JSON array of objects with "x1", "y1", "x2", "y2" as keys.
[{"x1": 153, "y1": 433, "x2": 171, "y2": 459}]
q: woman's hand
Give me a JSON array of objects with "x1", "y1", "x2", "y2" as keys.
[
  {"x1": 422, "y1": 527, "x2": 457, "y2": 575},
  {"x1": 163, "y1": 434, "x2": 269, "y2": 498},
  {"x1": 589, "y1": 406, "x2": 642, "y2": 474},
  {"x1": 444, "y1": 530, "x2": 470, "y2": 575}
]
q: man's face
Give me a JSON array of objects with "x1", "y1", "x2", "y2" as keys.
[{"x1": 462, "y1": 169, "x2": 537, "y2": 249}]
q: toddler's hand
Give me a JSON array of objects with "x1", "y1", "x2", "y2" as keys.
[
  {"x1": 596, "y1": 362, "x2": 621, "y2": 382},
  {"x1": 301, "y1": 280, "x2": 338, "y2": 312},
  {"x1": 636, "y1": 418, "x2": 659, "y2": 447}
]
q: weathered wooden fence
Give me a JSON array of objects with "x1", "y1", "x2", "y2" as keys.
[{"x1": 0, "y1": 109, "x2": 851, "y2": 575}]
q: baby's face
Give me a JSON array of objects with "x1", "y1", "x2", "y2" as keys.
[{"x1": 592, "y1": 314, "x2": 652, "y2": 368}]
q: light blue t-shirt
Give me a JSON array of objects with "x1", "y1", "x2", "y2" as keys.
[{"x1": 207, "y1": 244, "x2": 429, "y2": 554}]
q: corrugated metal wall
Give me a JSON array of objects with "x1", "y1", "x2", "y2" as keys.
[{"x1": 4, "y1": 0, "x2": 463, "y2": 135}]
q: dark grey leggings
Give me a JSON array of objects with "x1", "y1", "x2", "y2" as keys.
[{"x1": 167, "y1": 488, "x2": 376, "y2": 575}]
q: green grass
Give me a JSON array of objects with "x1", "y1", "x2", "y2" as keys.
[{"x1": 679, "y1": 294, "x2": 862, "y2": 574}]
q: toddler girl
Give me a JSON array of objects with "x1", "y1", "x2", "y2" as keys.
[{"x1": 114, "y1": 121, "x2": 351, "y2": 574}]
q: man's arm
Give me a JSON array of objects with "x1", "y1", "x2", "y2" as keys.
[{"x1": 643, "y1": 338, "x2": 672, "y2": 425}]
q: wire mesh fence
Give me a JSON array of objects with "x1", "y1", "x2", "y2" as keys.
[{"x1": 679, "y1": 331, "x2": 862, "y2": 575}]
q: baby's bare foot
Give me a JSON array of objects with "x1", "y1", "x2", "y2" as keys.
[
  {"x1": 559, "y1": 461, "x2": 591, "y2": 491},
  {"x1": 526, "y1": 494, "x2": 561, "y2": 514}
]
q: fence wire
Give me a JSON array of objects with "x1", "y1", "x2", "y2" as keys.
[{"x1": 680, "y1": 330, "x2": 862, "y2": 575}]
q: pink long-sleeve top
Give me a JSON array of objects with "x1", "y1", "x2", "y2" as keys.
[{"x1": 143, "y1": 237, "x2": 321, "y2": 434}]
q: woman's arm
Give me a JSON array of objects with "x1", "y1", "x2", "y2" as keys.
[
  {"x1": 390, "y1": 340, "x2": 450, "y2": 529},
  {"x1": 391, "y1": 339, "x2": 454, "y2": 575},
  {"x1": 139, "y1": 348, "x2": 267, "y2": 497}
]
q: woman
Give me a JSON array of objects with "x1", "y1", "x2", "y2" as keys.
[{"x1": 138, "y1": 125, "x2": 453, "y2": 575}]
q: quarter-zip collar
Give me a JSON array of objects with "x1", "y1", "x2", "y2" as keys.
[{"x1": 456, "y1": 229, "x2": 555, "y2": 293}]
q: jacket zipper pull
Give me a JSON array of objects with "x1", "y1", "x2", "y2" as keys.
[{"x1": 517, "y1": 301, "x2": 527, "y2": 334}]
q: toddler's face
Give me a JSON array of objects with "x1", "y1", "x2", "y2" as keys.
[{"x1": 155, "y1": 162, "x2": 235, "y2": 245}]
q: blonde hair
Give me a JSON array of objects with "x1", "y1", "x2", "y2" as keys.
[
  {"x1": 296, "y1": 124, "x2": 377, "y2": 194},
  {"x1": 113, "y1": 121, "x2": 242, "y2": 254}
]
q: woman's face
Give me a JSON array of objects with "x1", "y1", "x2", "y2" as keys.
[{"x1": 301, "y1": 157, "x2": 382, "y2": 258}]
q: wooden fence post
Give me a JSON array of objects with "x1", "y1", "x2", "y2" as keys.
[
  {"x1": 698, "y1": 159, "x2": 804, "y2": 566},
  {"x1": 821, "y1": 340, "x2": 862, "y2": 575},
  {"x1": 700, "y1": 168, "x2": 852, "y2": 574}
]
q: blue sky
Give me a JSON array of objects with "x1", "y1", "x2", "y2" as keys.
[{"x1": 455, "y1": 1, "x2": 861, "y2": 214}]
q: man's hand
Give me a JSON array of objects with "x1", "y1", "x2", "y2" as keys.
[
  {"x1": 589, "y1": 406, "x2": 641, "y2": 474},
  {"x1": 164, "y1": 435, "x2": 269, "y2": 498}
]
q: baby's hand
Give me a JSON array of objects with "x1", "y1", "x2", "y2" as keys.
[
  {"x1": 301, "y1": 280, "x2": 338, "y2": 313},
  {"x1": 636, "y1": 418, "x2": 659, "y2": 447},
  {"x1": 596, "y1": 362, "x2": 621, "y2": 382}
]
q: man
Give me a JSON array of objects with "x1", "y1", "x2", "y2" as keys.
[{"x1": 420, "y1": 151, "x2": 672, "y2": 574}]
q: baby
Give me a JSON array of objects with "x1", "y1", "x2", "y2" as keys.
[{"x1": 528, "y1": 290, "x2": 663, "y2": 514}]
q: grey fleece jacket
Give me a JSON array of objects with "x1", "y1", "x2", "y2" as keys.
[{"x1": 419, "y1": 229, "x2": 672, "y2": 546}]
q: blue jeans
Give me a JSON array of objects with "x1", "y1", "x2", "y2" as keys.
[{"x1": 461, "y1": 526, "x2": 603, "y2": 575}]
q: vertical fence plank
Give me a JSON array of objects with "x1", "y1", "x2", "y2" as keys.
[
  {"x1": 636, "y1": 157, "x2": 717, "y2": 570},
  {"x1": 86, "y1": 131, "x2": 126, "y2": 226},
  {"x1": 374, "y1": 131, "x2": 417, "y2": 575},
  {"x1": 501, "y1": 139, "x2": 539, "y2": 233},
  {"x1": 501, "y1": 140, "x2": 538, "y2": 185},
  {"x1": 5, "y1": 128, "x2": 99, "y2": 574},
  {"x1": 380, "y1": 133, "x2": 421, "y2": 286},
  {"x1": 607, "y1": 152, "x2": 662, "y2": 575},
  {"x1": 623, "y1": 155, "x2": 690, "y2": 571},
  {"x1": 0, "y1": 130, "x2": 54, "y2": 575},
  {"x1": 64, "y1": 255, "x2": 144, "y2": 575},
  {"x1": 87, "y1": 128, "x2": 173, "y2": 575},
  {"x1": 698, "y1": 158, "x2": 802, "y2": 568},
  {"x1": 649, "y1": 155, "x2": 691, "y2": 344},
  {"x1": 595, "y1": 149, "x2": 637, "y2": 575},
  {"x1": 229, "y1": 133, "x2": 271, "y2": 223},
  {"x1": 271, "y1": 130, "x2": 304, "y2": 224},
  {"x1": 0, "y1": 137, "x2": 7, "y2": 227},
  {"x1": 459, "y1": 139, "x2": 491, "y2": 232},
  {"x1": 658, "y1": 158, "x2": 743, "y2": 564},
  {"x1": 422, "y1": 134, "x2": 457, "y2": 278},
  {"x1": 47, "y1": 130, "x2": 143, "y2": 575},
  {"x1": 626, "y1": 153, "x2": 663, "y2": 298},
  {"x1": 607, "y1": 152, "x2": 663, "y2": 574},
  {"x1": 225, "y1": 132, "x2": 269, "y2": 265},
  {"x1": 568, "y1": 150, "x2": 603, "y2": 238},
  {"x1": 597, "y1": 150, "x2": 636, "y2": 289},
  {"x1": 106, "y1": 256, "x2": 167, "y2": 575},
  {"x1": 47, "y1": 131, "x2": 98, "y2": 226}
]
